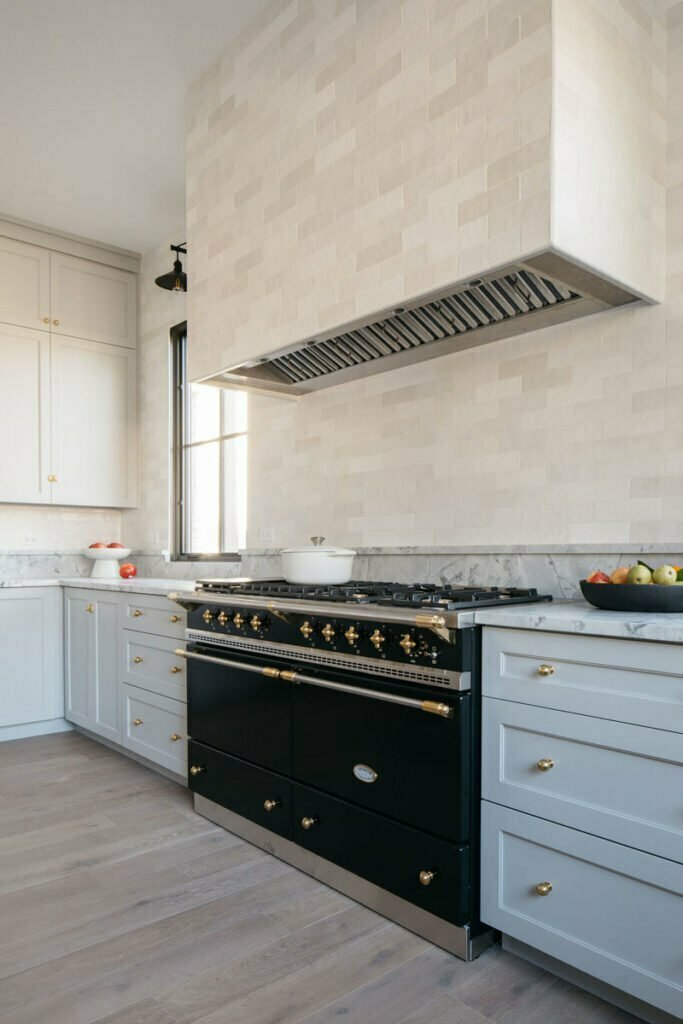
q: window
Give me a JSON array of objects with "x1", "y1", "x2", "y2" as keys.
[{"x1": 172, "y1": 323, "x2": 247, "y2": 560}]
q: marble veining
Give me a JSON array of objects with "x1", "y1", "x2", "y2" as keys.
[
  {"x1": 474, "y1": 601, "x2": 683, "y2": 644},
  {"x1": 0, "y1": 577, "x2": 197, "y2": 597}
]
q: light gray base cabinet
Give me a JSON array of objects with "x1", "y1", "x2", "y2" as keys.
[{"x1": 481, "y1": 626, "x2": 683, "y2": 1021}]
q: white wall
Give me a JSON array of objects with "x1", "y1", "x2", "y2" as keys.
[{"x1": 0, "y1": 504, "x2": 121, "y2": 552}]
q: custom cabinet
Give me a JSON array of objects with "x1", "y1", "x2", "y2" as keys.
[
  {"x1": 0, "y1": 323, "x2": 51, "y2": 504},
  {"x1": 49, "y1": 252, "x2": 137, "y2": 348},
  {"x1": 0, "y1": 236, "x2": 50, "y2": 332},
  {"x1": 0, "y1": 588, "x2": 63, "y2": 736},
  {"x1": 64, "y1": 588, "x2": 120, "y2": 743}
]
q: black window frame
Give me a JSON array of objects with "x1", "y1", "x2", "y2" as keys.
[{"x1": 171, "y1": 321, "x2": 243, "y2": 562}]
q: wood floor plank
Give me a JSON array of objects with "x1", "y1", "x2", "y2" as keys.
[{"x1": 90, "y1": 999, "x2": 178, "y2": 1024}]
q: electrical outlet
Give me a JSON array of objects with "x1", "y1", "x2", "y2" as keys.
[{"x1": 259, "y1": 526, "x2": 276, "y2": 543}]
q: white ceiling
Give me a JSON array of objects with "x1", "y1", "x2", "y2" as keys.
[{"x1": 0, "y1": 0, "x2": 273, "y2": 253}]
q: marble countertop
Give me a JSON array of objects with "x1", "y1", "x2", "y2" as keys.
[
  {"x1": 0, "y1": 577, "x2": 198, "y2": 597},
  {"x1": 474, "y1": 600, "x2": 683, "y2": 643}
]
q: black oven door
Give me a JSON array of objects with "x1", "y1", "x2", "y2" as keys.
[
  {"x1": 186, "y1": 644, "x2": 292, "y2": 775},
  {"x1": 292, "y1": 666, "x2": 471, "y2": 843}
]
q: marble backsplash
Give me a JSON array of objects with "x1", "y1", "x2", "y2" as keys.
[{"x1": 3, "y1": 547, "x2": 683, "y2": 599}]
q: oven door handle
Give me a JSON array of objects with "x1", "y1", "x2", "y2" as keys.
[{"x1": 176, "y1": 649, "x2": 453, "y2": 718}]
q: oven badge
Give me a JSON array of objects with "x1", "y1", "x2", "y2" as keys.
[{"x1": 353, "y1": 763, "x2": 378, "y2": 784}]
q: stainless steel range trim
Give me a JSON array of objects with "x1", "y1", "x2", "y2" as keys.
[
  {"x1": 185, "y1": 627, "x2": 471, "y2": 689},
  {"x1": 193, "y1": 794, "x2": 496, "y2": 961}
]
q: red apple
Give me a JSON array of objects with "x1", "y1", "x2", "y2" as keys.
[
  {"x1": 586, "y1": 570, "x2": 610, "y2": 584},
  {"x1": 89, "y1": 542, "x2": 106, "y2": 549},
  {"x1": 119, "y1": 563, "x2": 137, "y2": 579},
  {"x1": 107, "y1": 542, "x2": 125, "y2": 549}
]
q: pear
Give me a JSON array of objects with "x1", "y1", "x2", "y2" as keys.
[
  {"x1": 652, "y1": 564, "x2": 677, "y2": 585},
  {"x1": 627, "y1": 564, "x2": 652, "y2": 585}
]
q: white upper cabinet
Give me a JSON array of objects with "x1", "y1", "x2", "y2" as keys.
[
  {"x1": 0, "y1": 237, "x2": 50, "y2": 332},
  {"x1": 50, "y1": 253, "x2": 137, "y2": 348},
  {"x1": 0, "y1": 323, "x2": 51, "y2": 504},
  {"x1": 51, "y1": 336, "x2": 138, "y2": 508}
]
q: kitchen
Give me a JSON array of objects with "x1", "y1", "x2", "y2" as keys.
[{"x1": 0, "y1": 0, "x2": 681, "y2": 1022}]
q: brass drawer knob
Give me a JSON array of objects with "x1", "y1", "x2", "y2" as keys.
[
  {"x1": 170, "y1": 733, "x2": 181, "y2": 742},
  {"x1": 537, "y1": 664, "x2": 555, "y2": 677},
  {"x1": 85, "y1": 603, "x2": 95, "y2": 613},
  {"x1": 300, "y1": 621, "x2": 313, "y2": 639},
  {"x1": 419, "y1": 869, "x2": 437, "y2": 886},
  {"x1": 132, "y1": 718, "x2": 143, "y2": 726},
  {"x1": 264, "y1": 798, "x2": 281, "y2": 812},
  {"x1": 133, "y1": 609, "x2": 143, "y2": 617},
  {"x1": 536, "y1": 758, "x2": 554, "y2": 772},
  {"x1": 170, "y1": 614, "x2": 181, "y2": 623},
  {"x1": 53, "y1": 318, "x2": 60, "y2": 326},
  {"x1": 42, "y1": 316, "x2": 50, "y2": 324},
  {"x1": 133, "y1": 656, "x2": 143, "y2": 664},
  {"x1": 47, "y1": 473, "x2": 58, "y2": 483},
  {"x1": 301, "y1": 815, "x2": 318, "y2": 830},
  {"x1": 536, "y1": 881, "x2": 553, "y2": 896},
  {"x1": 170, "y1": 665, "x2": 182, "y2": 674},
  {"x1": 189, "y1": 765, "x2": 207, "y2": 776}
]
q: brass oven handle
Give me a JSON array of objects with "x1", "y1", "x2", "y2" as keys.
[{"x1": 174, "y1": 649, "x2": 453, "y2": 717}]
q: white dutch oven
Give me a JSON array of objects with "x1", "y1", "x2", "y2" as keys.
[{"x1": 281, "y1": 536, "x2": 356, "y2": 584}]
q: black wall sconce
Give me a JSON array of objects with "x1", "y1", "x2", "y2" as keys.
[{"x1": 155, "y1": 243, "x2": 187, "y2": 292}]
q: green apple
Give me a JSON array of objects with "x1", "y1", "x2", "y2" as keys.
[
  {"x1": 627, "y1": 564, "x2": 652, "y2": 585},
  {"x1": 652, "y1": 564, "x2": 678, "y2": 585}
]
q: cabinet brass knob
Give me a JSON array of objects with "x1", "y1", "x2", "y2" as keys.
[
  {"x1": 419, "y1": 870, "x2": 437, "y2": 886},
  {"x1": 170, "y1": 614, "x2": 181, "y2": 623},
  {"x1": 537, "y1": 664, "x2": 555, "y2": 677},
  {"x1": 345, "y1": 626, "x2": 359, "y2": 645},
  {"x1": 170, "y1": 733, "x2": 181, "y2": 742},
  {"x1": 53, "y1": 318, "x2": 60, "y2": 326},
  {"x1": 300, "y1": 620, "x2": 313, "y2": 639},
  {"x1": 301, "y1": 816, "x2": 318, "y2": 830},
  {"x1": 132, "y1": 718, "x2": 143, "y2": 726},
  {"x1": 86, "y1": 603, "x2": 94, "y2": 613},
  {"x1": 133, "y1": 655, "x2": 143, "y2": 663},
  {"x1": 170, "y1": 665, "x2": 182, "y2": 674},
  {"x1": 133, "y1": 609, "x2": 143, "y2": 617},
  {"x1": 536, "y1": 881, "x2": 553, "y2": 896},
  {"x1": 536, "y1": 758, "x2": 554, "y2": 772},
  {"x1": 264, "y1": 798, "x2": 281, "y2": 812},
  {"x1": 42, "y1": 316, "x2": 50, "y2": 324},
  {"x1": 189, "y1": 764, "x2": 207, "y2": 776},
  {"x1": 47, "y1": 473, "x2": 58, "y2": 483}
]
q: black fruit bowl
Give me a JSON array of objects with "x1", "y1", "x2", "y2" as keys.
[{"x1": 580, "y1": 580, "x2": 683, "y2": 613}]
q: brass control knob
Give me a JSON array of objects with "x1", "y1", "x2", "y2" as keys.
[
  {"x1": 170, "y1": 666, "x2": 182, "y2": 674},
  {"x1": 321, "y1": 624, "x2": 335, "y2": 642},
  {"x1": 536, "y1": 758, "x2": 554, "y2": 772},
  {"x1": 537, "y1": 664, "x2": 555, "y2": 677},
  {"x1": 400, "y1": 633, "x2": 417, "y2": 655},
  {"x1": 344, "y1": 626, "x2": 359, "y2": 646},
  {"x1": 233, "y1": 613, "x2": 245, "y2": 628},
  {"x1": 170, "y1": 614, "x2": 181, "y2": 623},
  {"x1": 370, "y1": 629, "x2": 386, "y2": 650},
  {"x1": 189, "y1": 765, "x2": 207, "y2": 777},
  {"x1": 419, "y1": 870, "x2": 437, "y2": 886},
  {"x1": 133, "y1": 656, "x2": 143, "y2": 664},
  {"x1": 250, "y1": 615, "x2": 262, "y2": 631},
  {"x1": 300, "y1": 621, "x2": 313, "y2": 639},
  {"x1": 536, "y1": 881, "x2": 553, "y2": 896},
  {"x1": 217, "y1": 611, "x2": 228, "y2": 626},
  {"x1": 264, "y1": 798, "x2": 281, "y2": 812},
  {"x1": 202, "y1": 609, "x2": 214, "y2": 624},
  {"x1": 301, "y1": 816, "x2": 319, "y2": 830}
]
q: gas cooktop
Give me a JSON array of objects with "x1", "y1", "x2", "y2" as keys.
[{"x1": 196, "y1": 578, "x2": 551, "y2": 612}]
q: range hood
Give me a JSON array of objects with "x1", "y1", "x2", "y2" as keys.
[{"x1": 204, "y1": 251, "x2": 644, "y2": 397}]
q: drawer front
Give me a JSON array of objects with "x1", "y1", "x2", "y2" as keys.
[
  {"x1": 188, "y1": 740, "x2": 293, "y2": 839},
  {"x1": 293, "y1": 783, "x2": 470, "y2": 926},
  {"x1": 483, "y1": 698, "x2": 683, "y2": 863},
  {"x1": 122, "y1": 630, "x2": 187, "y2": 701},
  {"x1": 121, "y1": 595, "x2": 186, "y2": 639},
  {"x1": 483, "y1": 627, "x2": 683, "y2": 733},
  {"x1": 121, "y1": 684, "x2": 187, "y2": 776},
  {"x1": 481, "y1": 802, "x2": 683, "y2": 1017}
]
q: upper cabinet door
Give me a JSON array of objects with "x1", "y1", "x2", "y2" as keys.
[
  {"x1": 0, "y1": 323, "x2": 51, "y2": 504},
  {"x1": 50, "y1": 252, "x2": 137, "y2": 348},
  {"x1": 51, "y1": 336, "x2": 138, "y2": 508},
  {"x1": 0, "y1": 237, "x2": 50, "y2": 331}
]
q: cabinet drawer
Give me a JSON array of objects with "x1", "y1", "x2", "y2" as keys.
[
  {"x1": 481, "y1": 802, "x2": 683, "y2": 1017},
  {"x1": 293, "y1": 783, "x2": 470, "y2": 926},
  {"x1": 121, "y1": 684, "x2": 186, "y2": 776},
  {"x1": 121, "y1": 595, "x2": 186, "y2": 639},
  {"x1": 188, "y1": 740, "x2": 293, "y2": 839},
  {"x1": 483, "y1": 698, "x2": 683, "y2": 863},
  {"x1": 122, "y1": 631, "x2": 186, "y2": 701},
  {"x1": 483, "y1": 627, "x2": 683, "y2": 733}
]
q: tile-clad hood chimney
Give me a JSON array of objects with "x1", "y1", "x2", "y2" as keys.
[{"x1": 187, "y1": 0, "x2": 664, "y2": 396}]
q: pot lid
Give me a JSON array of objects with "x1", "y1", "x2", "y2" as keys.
[{"x1": 282, "y1": 535, "x2": 356, "y2": 556}]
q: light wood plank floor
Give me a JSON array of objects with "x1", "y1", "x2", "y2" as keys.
[{"x1": 0, "y1": 732, "x2": 645, "y2": 1024}]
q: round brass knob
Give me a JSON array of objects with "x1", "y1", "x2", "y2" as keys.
[
  {"x1": 42, "y1": 316, "x2": 50, "y2": 324},
  {"x1": 419, "y1": 870, "x2": 437, "y2": 886},
  {"x1": 170, "y1": 614, "x2": 181, "y2": 623},
  {"x1": 536, "y1": 881, "x2": 553, "y2": 896},
  {"x1": 344, "y1": 626, "x2": 359, "y2": 645},
  {"x1": 170, "y1": 665, "x2": 182, "y2": 674},
  {"x1": 233, "y1": 613, "x2": 244, "y2": 628},
  {"x1": 264, "y1": 798, "x2": 281, "y2": 812},
  {"x1": 301, "y1": 816, "x2": 318, "y2": 830},
  {"x1": 85, "y1": 603, "x2": 94, "y2": 613},
  {"x1": 537, "y1": 664, "x2": 555, "y2": 677},
  {"x1": 132, "y1": 718, "x2": 143, "y2": 726},
  {"x1": 370, "y1": 629, "x2": 386, "y2": 649},
  {"x1": 536, "y1": 758, "x2": 554, "y2": 772},
  {"x1": 53, "y1": 318, "x2": 60, "y2": 326},
  {"x1": 170, "y1": 733, "x2": 181, "y2": 742},
  {"x1": 202, "y1": 609, "x2": 214, "y2": 623},
  {"x1": 133, "y1": 655, "x2": 143, "y2": 664},
  {"x1": 189, "y1": 765, "x2": 206, "y2": 777},
  {"x1": 300, "y1": 621, "x2": 313, "y2": 639},
  {"x1": 250, "y1": 615, "x2": 262, "y2": 631},
  {"x1": 47, "y1": 473, "x2": 57, "y2": 483},
  {"x1": 133, "y1": 609, "x2": 143, "y2": 617},
  {"x1": 400, "y1": 633, "x2": 416, "y2": 655},
  {"x1": 321, "y1": 624, "x2": 335, "y2": 641},
  {"x1": 217, "y1": 611, "x2": 228, "y2": 626}
]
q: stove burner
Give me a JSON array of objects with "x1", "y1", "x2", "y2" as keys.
[{"x1": 196, "y1": 578, "x2": 550, "y2": 612}]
